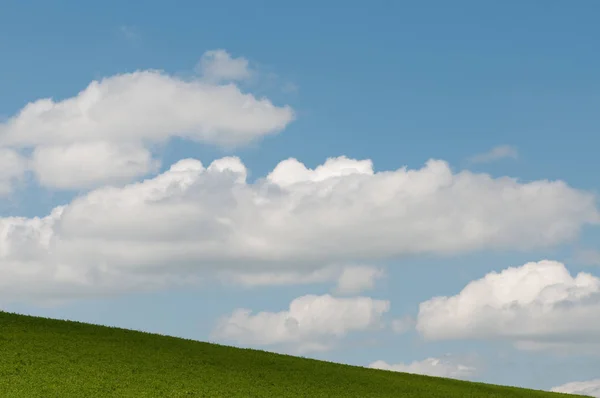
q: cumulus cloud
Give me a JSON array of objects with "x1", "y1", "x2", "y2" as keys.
[
  {"x1": 468, "y1": 145, "x2": 518, "y2": 164},
  {"x1": 0, "y1": 156, "x2": 598, "y2": 301},
  {"x1": 0, "y1": 51, "x2": 293, "y2": 189},
  {"x1": 197, "y1": 49, "x2": 252, "y2": 83},
  {"x1": 0, "y1": 67, "x2": 291, "y2": 148},
  {"x1": 416, "y1": 260, "x2": 600, "y2": 352},
  {"x1": 334, "y1": 266, "x2": 384, "y2": 295},
  {"x1": 0, "y1": 148, "x2": 27, "y2": 195},
  {"x1": 31, "y1": 142, "x2": 159, "y2": 189},
  {"x1": 551, "y1": 379, "x2": 600, "y2": 397},
  {"x1": 212, "y1": 294, "x2": 390, "y2": 353},
  {"x1": 368, "y1": 356, "x2": 477, "y2": 380}
]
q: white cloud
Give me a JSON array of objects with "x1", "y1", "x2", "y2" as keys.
[
  {"x1": 0, "y1": 148, "x2": 27, "y2": 195},
  {"x1": 468, "y1": 145, "x2": 518, "y2": 164},
  {"x1": 391, "y1": 316, "x2": 415, "y2": 334},
  {"x1": 31, "y1": 142, "x2": 159, "y2": 189},
  {"x1": 266, "y1": 156, "x2": 374, "y2": 187},
  {"x1": 0, "y1": 69, "x2": 291, "y2": 148},
  {"x1": 551, "y1": 379, "x2": 600, "y2": 397},
  {"x1": 0, "y1": 156, "x2": 598, "y2": 301},
  {"x1": 416, "y1": 260, "x2": 600, "y2": 351},
  {"x1": 197, "y1": 49, "x2": 252, "y2": 83},
  {"x1": 0, "y1": 52, "x2": 293, "y2": 189},
  {"x1": 212, "y1": 294, "x2": 390, "y2": 353},
  {"x1": 368, "y1": 356, "x2": 477, "y2": 380},
  {"x1": 334, "y1": 266, "x2": 384, "y2": 295}
]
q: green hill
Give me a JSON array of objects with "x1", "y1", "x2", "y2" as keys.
[{"x1": 0, "y1": 311, "x2": 585, "y2": 397}]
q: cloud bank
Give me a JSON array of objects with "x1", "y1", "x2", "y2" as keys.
[{"x1": 0, "y1": 155, "x2": 598, "y2": 301}]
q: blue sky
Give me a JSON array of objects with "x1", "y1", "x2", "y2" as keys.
[{"x1": 1, "y1": 1, "x2": 600, "y2": 395}]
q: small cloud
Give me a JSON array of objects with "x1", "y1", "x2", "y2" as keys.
[
  {"x1": 212, "y1": 294, "x2": 390, "y2": 354},
  {"x1": 551, "y1": 378, "x2": 600, "y2": 397},
  {"x1": 468, "y1": 145, "x2": 518, "y2": 164},
  {"x1": 282, "y1": 82, "x2": 299, "y2": 94},
  {"x1": 119, "y1": 25, "x2": 141, "y2": 44},
  {"x1": 334, "y1": 266, "x2": 385, "y2": 295},
  {"x1": 196, "y1": 49, "x2": 252, "y2": 83},
  {"x1": 368, "y1": 354, "x2": 478, "y2": 380}
]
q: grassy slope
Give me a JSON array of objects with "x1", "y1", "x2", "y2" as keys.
[{"x1": 0, "y1": 311, "x2": 585, "y2": 398}]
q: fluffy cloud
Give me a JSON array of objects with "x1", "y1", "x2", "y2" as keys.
[
  {"x1": 334, "y1": 266, "x2": 384, "y2": 295},
  {"x1": 468, "y1": 145, "x2": 518, "y2": 164},
  {"x1": 0, "y1": 148, "x2": 27, "y2": 195},
  {"x1": 368, "y1": 356, "x2": 476, "y2": 380},
  {"x1": 197, "y1": 49, "x2": 252, "y2": 83},
  {"x1": 0, "y1": 156, "x2": 598, "y2": 301},
  {"x1": 551, "y1": 379, "x2": 600, "y2": 397},
  {"x1": 0, "y1": 207, "x2": 203, "y2": 303},
  {"x1": 416, "y1": 260, "x2": 600, "y2": 351},
  {"x1": 0, "y1": 51, "x2": 293, "y2": 189},
  {"x1": 31, "y1": 142, "x2": 159, "y2": 189},
  {"x1": 0, "y1": 69, "x2": 291, "y2": 148},
  {"x1": 212, "y1": 294, "x2": 390, "y2": 353}
]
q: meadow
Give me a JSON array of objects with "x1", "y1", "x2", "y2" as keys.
[{"x1": 0, "y1": 311, "x2": 587, "y2": 397}]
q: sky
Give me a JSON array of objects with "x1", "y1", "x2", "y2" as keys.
[{"x1": 1, "y1": 1, "x2": 600, "y2": 395}]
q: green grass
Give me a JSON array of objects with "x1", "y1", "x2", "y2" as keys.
[{"x1": 0, "y1": 311, "x2": 586, "y2": 397}]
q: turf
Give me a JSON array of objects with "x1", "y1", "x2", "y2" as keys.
[{"x1": 0, "y1": 311, "x2": 586, "y2": 397}]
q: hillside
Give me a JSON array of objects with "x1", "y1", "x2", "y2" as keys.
[{"x1": 0, "y1": 311, "x2": 586, "y2": 397}]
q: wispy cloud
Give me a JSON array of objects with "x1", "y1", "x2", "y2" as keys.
[
  {"x1": 119, "y1": 25, "x2": 141, "y2": 44},
  {"x1": 391, "y1": 316, "x2": 415, "y2": 334},
  {"x1": 468, "y1": 145, "x2": 518, "y2": 164},
  {"x1": 281, "y1": 81, "x2": 299, "y2": 94}
]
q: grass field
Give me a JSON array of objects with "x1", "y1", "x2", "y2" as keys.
[{"x1": 0, "y1": 311, "x2": 586, "y2": 397}]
